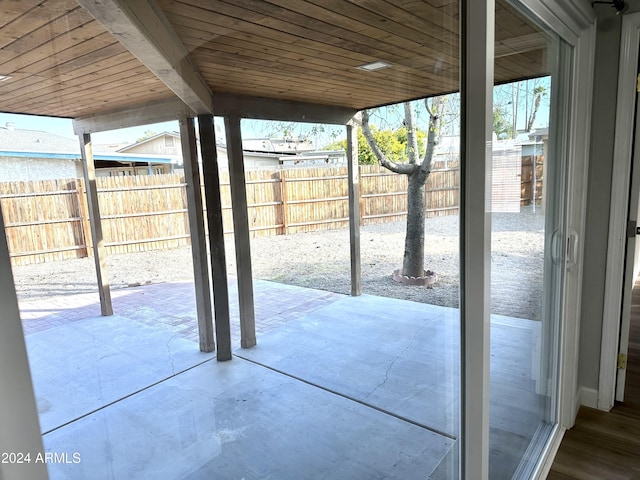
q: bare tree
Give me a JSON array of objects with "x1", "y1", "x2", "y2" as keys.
[
  {"x1": 494, "y1": 78, "x2": 549, "y2": 138},
  {"x1": 525, "y1": 84, "x2": 547, "y2": 132},
  {"x1": 360, "y1": 96, "x2": 446, "y2": 278}
]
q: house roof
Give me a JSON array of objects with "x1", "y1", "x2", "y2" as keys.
[
  {"x1": 0, "y1": 150, "x2": 174, "y2": 164},
  {"x1": 528, "y1": 127, "x2": 549, "y2": 140},
  {"x1": 0, "y1": 124, "x2": 79, "y2": 153},
  {"x1": 0, "y1": 0, "x2": 587, "y2": 124},
  {"x1": 0, "y1": 125, "x2": 173, "y2": 164},
  {"x1": 242, "y1": 138, "x2": 315, "y2": 154}
]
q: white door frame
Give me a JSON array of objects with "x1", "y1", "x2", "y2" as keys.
[
  {"x1": 463, "y1": 0, "x2": 594, "y2": 476},
  {"x1": 501, "y1": 1, "x2": 595, "y2": 477},
  {"x1": 514, "y1": 0, "x2": 595, "y2": 423},
  {"x1": 461, "y1": 1, "x2": 493, "y2": 476},
  {"x1": 460, "y1": 0, "x2": 596, "y2": 475},
  {"x1": 600, "y1": 12, "x2": 640, "y2": 412},
  {"x1": 522, "y1": 0, "x2": 596, "y2": 421},
  {"x1": 559, "y1": 22, "x2": 596, "y2": 426},
  {"x1": 521, "y1": 0, "x2": 596, "y2": 480}
]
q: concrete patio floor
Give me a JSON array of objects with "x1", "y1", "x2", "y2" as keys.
[{"x1": 20, "y1": 280, "x2": 545, "y2": 479}]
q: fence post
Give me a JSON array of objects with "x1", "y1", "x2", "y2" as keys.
[
  {"x1": 280, "y1": 170, "x2": 288, "y2": 235},
  {"x1": 76, "y1": 179, "x2": 92, "y2": 258}
]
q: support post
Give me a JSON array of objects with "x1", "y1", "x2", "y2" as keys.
[
  {"x1": 224, "y1": 116, "x2": 256, "y2": 348},
  {"x1": 79, "y1": 133, "x2": 113, "y2": 316},
  {"x1": 198, "y1": 114, "x2": 232, "y2": 361},
  {"x1": 347, "y1": 120, "x2": 362, "y2": 296},
  {"x1": 461, "y1": 0, "x2": 493, "y2": 477},
  {"x1": 179, "y1": 117, "x2": 215, "y2": 353}
]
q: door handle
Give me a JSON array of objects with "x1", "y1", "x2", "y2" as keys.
[{"x1": 551, "y1": 229, "x2": 564, "y2": 265}]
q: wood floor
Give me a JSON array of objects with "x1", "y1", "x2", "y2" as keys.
[{"x1": 547, "y1": 281, "x2": 640, "y2": 479}]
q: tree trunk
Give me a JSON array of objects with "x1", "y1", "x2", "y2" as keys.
[
  {"x1": 526, "y1": 92, "x2": 542, "y2": 132},
  {"x1": 403, "y1": 172, "x2": 426, "y2": 277}
]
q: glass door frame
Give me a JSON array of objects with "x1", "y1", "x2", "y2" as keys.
[{"x1": 460, "y1": 1, "x2": 595, "y2": 477}]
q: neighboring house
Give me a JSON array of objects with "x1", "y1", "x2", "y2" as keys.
[
  {"x1": 436, "y1": 130, "x2": 547, "y2": 158},
  {"x1": 90, "y1": 153, "x2": 174, "y2": 177},
  {"x1": 239, "y1": 138, "x2": 345, "y2": 168},
  {"x1": 1, "y1": 126, "x2": 342, "y2": 179},
  {"x1": 0, "y1": 123, "x2": 83, "y2": 180},
  {"x1": 216, "y1": 143, "x2": 346, "y2": 169},
  {"x1": 92, "y1": 141, "x2": 130, "y2": 153},
  {"x1": 117, "y1": 131, "x2": 181, "y2": 159},
  {"x1": 278, "y1": 150, "x2": 346, "y2": 167},
  {"x1": 129, "y1": 132, "x2": 348, "y2": 170},
  {"x1": 522, "y1": 128, "x2": 548, "y2": 157},
  {"x1": 0, "y1": 123, "x2": 174, "y2": 180},
  {"x1": 242, "y1": 137, "x2": 314, "y2": 153}
]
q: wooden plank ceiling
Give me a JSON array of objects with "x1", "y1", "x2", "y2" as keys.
[{"x1": 0, "y1": 0, "x2": 548, "y2": 120}]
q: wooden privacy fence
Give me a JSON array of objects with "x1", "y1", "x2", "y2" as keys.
[
  {"x1": 520, "y1": 155, "x2": 544, "y2": 206},
  {"x1": 221, "y1": 164, "x2": 459, "y2": 235},
  {"x1": 0, "y1": 165, "x2": 459, "y2": 265},
  {"x1": 0, "y1": 178, "x2": 87, "y2": 265},
  {"x1": 0, "y1": 175, "x2": 193, "y2": 265}
]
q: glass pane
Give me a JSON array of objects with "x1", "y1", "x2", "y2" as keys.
[
  {"x1": 490, "y1": 1, "x2": 570, "y2": 477},
  {"x1": 237, "y1": 3, "x2": 464, "y2": 477},
  {"x1": 3, "y1": 1, "x2": 463, "y2": 479}
]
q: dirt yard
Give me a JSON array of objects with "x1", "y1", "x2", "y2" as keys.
[{"x1": 12, "y1": 208, "x2": 545, "y2": 320}]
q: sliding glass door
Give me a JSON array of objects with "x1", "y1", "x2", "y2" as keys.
[{"x1": 489, "y1": 2, "x2": 572, "y2": 477}]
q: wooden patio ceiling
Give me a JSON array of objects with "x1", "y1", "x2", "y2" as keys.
[{"x1": 0, "y1": 0, "x2": 548, "y2": 121}]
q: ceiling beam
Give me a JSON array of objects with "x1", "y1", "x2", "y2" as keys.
[
  {"x1": 76, "y1": 0, "x2": 213, "y2": 114},
  {"x1": 73, "y1": 93, "x2": 359, "y2": 135},
  {"x1": 73, "y1": 97, "x2": 193, "y2": 135},
  {"x1": 212, "y1": 93, "x2": 358, "y2": 125}
]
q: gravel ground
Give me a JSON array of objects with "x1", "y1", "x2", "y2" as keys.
[{"x1": 12, "y1": 207, "x2": 545, "y2": 319}]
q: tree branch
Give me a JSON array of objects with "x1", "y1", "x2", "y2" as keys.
[
  {"x1": 404, "y1": 102, "x2": 419, "y2": 165},
  {"x1": 420, "y1": 97, "x2": 443, "y2": 176},
  {"x1": 361, "y1": 109, "x2": 416, "y2": 175},
  {"x1": 425, "y1": 99, "x2": 433, "y2": 117}
]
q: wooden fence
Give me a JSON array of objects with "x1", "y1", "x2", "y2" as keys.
[
  {"x1": 1, "y1": 178, "x2": 86, "y2": 265},
  {"x1": 0, "y1": 164, "x2": 459, "y2": 265},
  {"x1": 520, "y1": 155, "x2": 544, "y2": 206}
]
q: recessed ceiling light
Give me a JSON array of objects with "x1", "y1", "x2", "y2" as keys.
[
  {"x1": 357, "y1": 61, "x2": 392, "y2": 72},
  {"x1": 0, "y1": 75, "x2": 12, "y2": 82}
]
